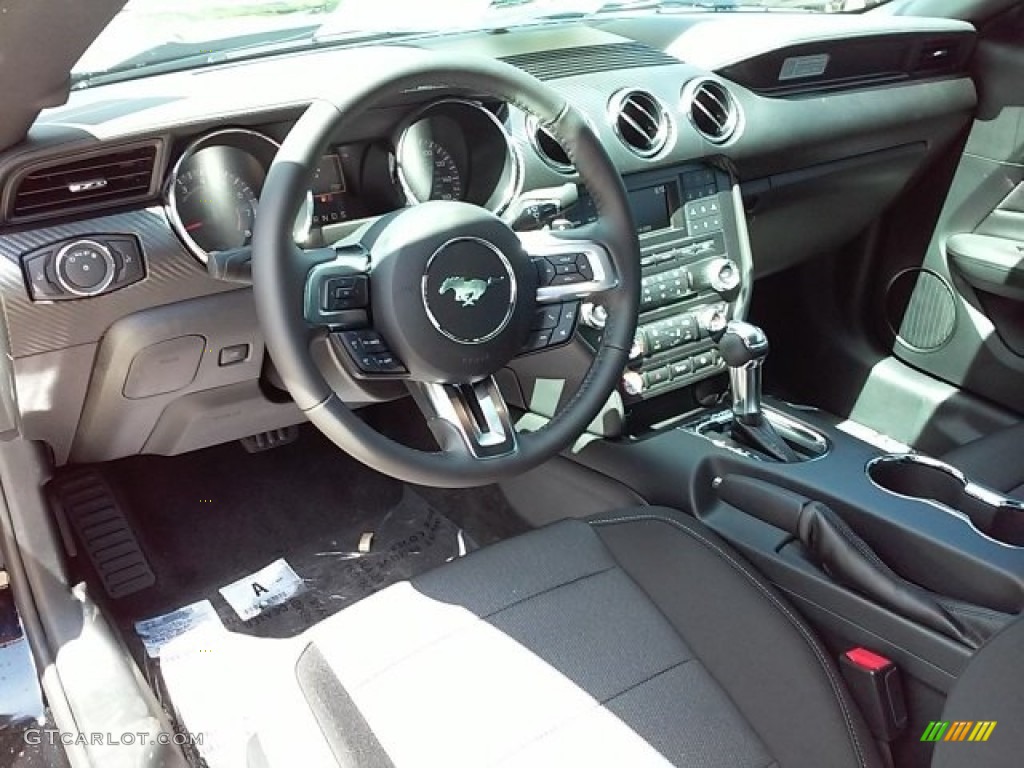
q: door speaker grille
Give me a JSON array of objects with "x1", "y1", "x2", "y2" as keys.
[{"x1": 885, "y1": 268, "x2": 957, "y2": 351}]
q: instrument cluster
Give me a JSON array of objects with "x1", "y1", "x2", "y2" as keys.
[{"x1": 165, "y1": 100, "x2": 521, "y2": 263}]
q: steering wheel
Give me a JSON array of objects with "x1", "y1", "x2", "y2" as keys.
[{"x1": 252, "y1": 49, "x2": 640, "y2": 488}]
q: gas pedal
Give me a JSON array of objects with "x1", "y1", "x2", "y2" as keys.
[{"x1": 240, "y1": 426, "x2": 299, "y2": 453}]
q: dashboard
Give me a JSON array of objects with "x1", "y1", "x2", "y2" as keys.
[{"x1": 0, "y1": 12, "x2": 978, "y2": 465}]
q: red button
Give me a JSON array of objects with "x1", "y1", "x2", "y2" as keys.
[{"x1": 844, "y1": 647, "x2": 892, "y2": 672}]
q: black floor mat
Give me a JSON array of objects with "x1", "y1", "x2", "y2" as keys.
[{"x1": 72, "y1": 424, "x2": 529, "y2": 649}]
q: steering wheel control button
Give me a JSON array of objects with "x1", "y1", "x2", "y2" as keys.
[
  {"x1": 521, "y1": 302, "x2": 579, "y2": 354},
  {"x1": 551, "y1": 302, "x2": 579, "y2": 345},
  {"x1": 533, "y1": 253, "x2": 594, "y2": 287},
  {"x1": 322, "y1": 275, "x2": 368, "y2": 312},
  {"x1": 54, "y1": 239, "x2": 117, "y2": 297},
  {"x1": 531, "y1": 306, "x2": 561, "y2": 331},
  {"x1": 525, "y1": 330, "x2": 553, "y2": 352},
  {"x1": 335, "y1": 331, "x2": 407, "y2": 376},
  {"x1": 575, "y1": 254, "x2": 594, "y2": 281},
  {"x1": 422, "y1": 237, "x2": 516, "y2": 345},
  {"x1": 371, "y1": 352, "x2": 406, "y2": 374},
  {"x1": 534, "y1": 257, "x2": 557, "y2": 286}
]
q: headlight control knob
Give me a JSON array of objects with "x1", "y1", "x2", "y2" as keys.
[{"x1": 54, "y1": 239, "x2": 116, "y2": 297}]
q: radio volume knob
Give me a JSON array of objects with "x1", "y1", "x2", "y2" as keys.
[
  {"x1": 704, "y1": 257, "x2": 741, "y2": 294},
  {"x1": 622, "y1": 370, "x2": 645, "y2": 396}
]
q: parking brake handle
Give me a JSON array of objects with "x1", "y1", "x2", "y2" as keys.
[{"x1": 716, "y1": 475, "x2": 993, "y2": 649}]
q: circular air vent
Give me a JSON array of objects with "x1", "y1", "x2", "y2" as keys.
[
  {"x1": 609, "y1": 89, "x2": 671, "y2": 158},
  {"x1": 683, "y1": 79, "x2": 741, "y2": 145},
  {"x1": 528, "y1": 118, "x2": 574, "y2": 174}
]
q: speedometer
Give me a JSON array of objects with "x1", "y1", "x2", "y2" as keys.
[
  {"x1": 394, "y1": 100, "x2": 521, "y2": 214},
  {"x1": 398, "y1": 136, "x2": 464, "y2": 203},
  {"x1": 421, "y1": 139, "x2": 464, "y2": 201}
]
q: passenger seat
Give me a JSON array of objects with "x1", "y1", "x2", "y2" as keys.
[{"x1": 943, "y1": 423, "x2": 1024, "y2": 501}]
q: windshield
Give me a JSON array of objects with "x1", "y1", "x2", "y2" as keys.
[{"x1": 74, "y1": 0, "x2": 891, "y2": 84}]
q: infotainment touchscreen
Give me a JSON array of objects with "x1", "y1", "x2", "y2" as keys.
[
  {"x1": 629, "y1": 183, "x2": 679, "y2": 234},
  {"x1": 564, "y1": 179, "x2": 682, "y2": 235}
]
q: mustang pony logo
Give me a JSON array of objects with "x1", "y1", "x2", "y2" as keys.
[{"x1": 439, "y1": 276, "x2": 503, "y2": 307}]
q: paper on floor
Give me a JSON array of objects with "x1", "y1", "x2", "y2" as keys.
[
  {"x1": 134, "y1": 599, "x2": 221, "y2": 659},
  {"x1": 218, "y1": 558, "x2": 305, "y2": 621}
]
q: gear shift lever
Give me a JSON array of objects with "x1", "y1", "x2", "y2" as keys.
[
  {"x1": 718, "y1": 322, "x2": 769, "y2": 423},
  {"x1": 716, "y1": 321, "x2": 800, "y2": 462}
]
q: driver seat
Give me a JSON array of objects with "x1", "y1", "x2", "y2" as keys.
[{"x1": 292, "y1": 508, "x2": 883, "y2": 768}]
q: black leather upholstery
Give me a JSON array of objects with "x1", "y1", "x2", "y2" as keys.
[
  {"x1": 943, "y1": 424, "x2": 1024, "y2": 500},
  {"x1": 298, "y1": 508, "x2": 881, "y2": 767}
]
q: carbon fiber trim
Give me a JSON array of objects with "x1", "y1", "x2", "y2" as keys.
[{"x1": 0, "y1": 207, "x2": 236, "y2": 357}]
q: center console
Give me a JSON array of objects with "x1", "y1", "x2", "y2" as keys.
[
  {"x1": 564, "y1": 394, "x2": 1024, "y2": 693},
  {"x1": 568, "y1": 164, "x2": 750, "y2": 401},
  {"x1": 505, "y1": 162, "x2": 1024, "y2": 756}
]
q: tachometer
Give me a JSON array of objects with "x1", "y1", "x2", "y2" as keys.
[
  {"x1": 166, "y1": 128, "x2": 312, "y2": 263},
  {"x1": 172, "y1": 163, "x2": 258, "y2": 254}
]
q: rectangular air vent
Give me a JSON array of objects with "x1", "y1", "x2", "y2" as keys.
[
  {"x1": 9, "y1": 141, "x2": 161, "y2": 223},
  {"x1": 501, "y1": 42, "x2": 678, "y2": 81}
]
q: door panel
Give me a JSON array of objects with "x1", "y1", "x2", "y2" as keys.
[
  {"x1": 976, "y1": 183, "x2": 1024, "y2": 241},
  {"x1": 882, "y1": 4, "x2": 1024, "y2": 414}
]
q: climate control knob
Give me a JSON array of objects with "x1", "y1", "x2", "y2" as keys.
[
  {"x1": 698, "y1": 305, "x2": 729, "y2": 338},
  {"x1": 54, "y1": 239, "x2": 116, "y2": 297},
  {"x1": 622, "y1": 370, "x2": 646, "y2": 396},
  {"x1": 703, "y1": 257, "x2": 741, "y2": 294}
]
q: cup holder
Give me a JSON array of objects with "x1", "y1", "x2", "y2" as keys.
[{"x1": 867, "y1": 454, "x2": 1024, "y2": 548}]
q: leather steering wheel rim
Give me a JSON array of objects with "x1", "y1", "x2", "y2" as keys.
[{"x1": 252, "y1": 48, "x2": 640, "y2": 487}]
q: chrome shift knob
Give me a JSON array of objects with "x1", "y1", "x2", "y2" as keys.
[
  {"x1": 718, "y1": 321, "x2": 769, "y2": 368},
  {"x1": 718, "y1": 321, "x2": 768, "y2": 423}
]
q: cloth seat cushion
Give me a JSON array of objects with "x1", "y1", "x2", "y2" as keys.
[
  {"x1": 296, "y1": 508, "x2": 881, "y2": 768},
  {"x1": 943, "y1": 423, "x2": 1024, "y2": 500}
]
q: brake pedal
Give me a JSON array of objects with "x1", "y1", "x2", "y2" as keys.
[
  {"x1": 240, "y1": 426, "x2": 299, "y2": 453},
  {"x1": 49, "y1": 471, "x2": 155, "y2": 599}
]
